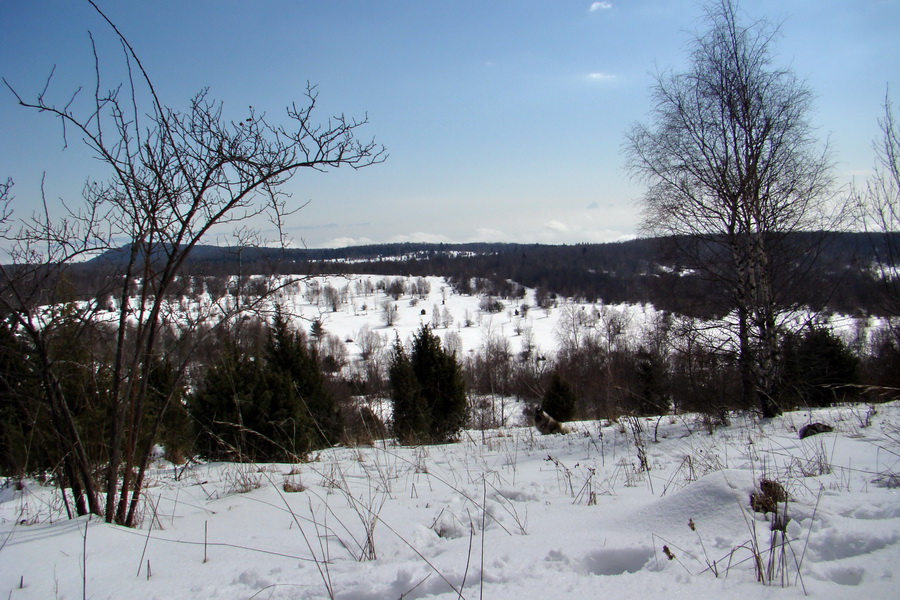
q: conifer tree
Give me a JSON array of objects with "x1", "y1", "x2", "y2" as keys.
[
  {"x1": 190, "y1": 338, "x2": 278, "y2": 460},
  {"x1": 541, "y1": 371, "x2": 577, "y2": 422},
  {"x1": 411, "y1": 325, "x2": 467, "y2": 441},
  {"x1": 389, "y1": 338, "x2": 428, "y2": 444},
  {"x1": 190, "y1": 312, "x2": 340, "y2": 461},
  {"x1": 144, "y1": 358, "x2": 191, "y2": 464},
  {"x1": 266, "y1": 310, "x2": 341, "y2": 447},
  {"x1": 390, "y1": 325, "x2": 467, "y2": 443},
  {"x1": 633, "y1": 348, "x2": 669, "y2": 416},
  {"x1": 0, "y1": 321, "x2": 46, "y2": 477},
  {"x1": 781, "y1": 327, "x2": 859, "y2": 407}
]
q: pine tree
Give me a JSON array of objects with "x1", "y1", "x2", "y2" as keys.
[
  {"x1": 389, "y1": 338, "x2": 428, "y2": 444},
  {"x1": 0, "y1": 321, "x2": 47, "y2": 477},
  {"x1": 190, "y1": 338, "x2": 269, "y2": 460},
  {"x1": 633, "y1": 348, "x2": 669, "y2": 416},
  {"x1": 782, "y1": 327, "x2": 859, "y2": 407},
  {"x1": 389, "y1": 325, "x2": 467, "y2": 443},
  {"x1": 266, "y1": 310, "x2": 340, "y2": 447},
  {"x1": 541, "y1": 371, "x2": 577, "y2": 422},
  {"x1": 411, "y1": 325, "x2": 466, "y2": 441},
  {"x1": 190, "y1": 310, "x2": 343, "y2": 461},
  {"x1": 144, "y1": 358, "x2": 191, "y2": 464}
]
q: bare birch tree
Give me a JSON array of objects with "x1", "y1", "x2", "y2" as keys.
[
  {"x1": 625, "y1": 0, "x2": 834, "y2": 417},
  {"x1": 857, "y1": 94, "x2": 900, "y2": 327},
  {"x1": 1, "y1": 2, "x2": 383, "y2": 525}
]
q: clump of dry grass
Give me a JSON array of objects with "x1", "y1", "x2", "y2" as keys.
[
  {"x1": 282, "y1": 477, "x2": 306, "y2": 493},
  {"x1": 750, "y1": 478, "x2": 788, "y2": 515},
  {"x1": 223, "y1": 464, "x2": 263, "y2": 495}
]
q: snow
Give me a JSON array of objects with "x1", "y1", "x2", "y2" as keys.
[
  {"x1": 3, "y1": 274, "x2": 899, "y2": 599},
  {"x1": 85, "y1": 273, "x2": 882, "y2": 369},
  {"x1": 3, "y1": 404, "x2": 900, "y2": 599}
]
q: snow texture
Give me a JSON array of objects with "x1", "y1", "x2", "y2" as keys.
[{"x1": 3, "y1": 403, "x2": 899, "y2": 599}]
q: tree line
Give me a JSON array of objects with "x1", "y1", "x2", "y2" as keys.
[{"x1": 12, "y1": 231, "x2": 900, "y2": 320}]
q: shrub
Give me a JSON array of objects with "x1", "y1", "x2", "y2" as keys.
[{"x1": 479, "y1": 296, "x2": 504, "y2": 313}]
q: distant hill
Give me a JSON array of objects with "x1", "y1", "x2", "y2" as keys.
[{"x1": 30, "y1": 232, "x2": 900, "y2": 317}]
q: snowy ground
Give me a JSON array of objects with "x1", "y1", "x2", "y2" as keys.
[
  {"x1": 3, "y1": 401, "x2": 899, "y2": 599},
  {"x1": 218, "y1": 273, "x2": 882, "y2": 367},
  {"x1": 176, "y1": 273, "x2": 668, "y2": 363}
]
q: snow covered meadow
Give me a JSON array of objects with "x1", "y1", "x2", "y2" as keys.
[
  {"x1": 2, "y1": 274, "x2": 899, "y2": 599},
  {"x1": 3, "y1": 403, "x2": 899, "y2": 599}
]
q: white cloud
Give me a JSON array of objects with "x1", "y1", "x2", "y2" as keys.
[
  {"x1": 586, "y1": 72, "x2": 616, "y2": 82},
  {"x1": 544, "y1": 220, "x2": 569, "y2": 233},
  {"x1": 472, "y1": 228, "x2": 506, "y2": 242},
  {"x1": 589, "y1": 2, "x2": 613, "y2": 12},
  {"x1": 322, "y1": 236, "x2": 375, "y2": 248}
]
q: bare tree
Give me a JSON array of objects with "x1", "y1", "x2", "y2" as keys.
[
  {"x1": 625, "y1": 0, "x2": 834, "y2": 417},
  {"x1": 856, "y1": 94, "x2": 900, "y2": 328},
  {"x1": 0, "y1": 2, "x2": 383, "y2": 525},
  {"x1": 323, "y1": 284, "x2": 343, "y2": 312},
  {"x1": 382, "y1": 300, "x2": 399, "y2": 327}
]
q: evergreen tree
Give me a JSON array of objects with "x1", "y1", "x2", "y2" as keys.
[
  {"x1": 266, "y1": 310, "x2": 340, "y2": 447},
  {"x1": 45, "y1": 307, "x2": 114, "y2": 469},
  {"x1": 633, "y1": 348, "x2": 669, "y2": 416},
  {"x1": 190, "y1": 312, "x2": 340, "y2": 461},
  {"x1": 390, "y1": 325, "x2": 467, "y2": 443},
  {"x1": 0, "y1": 321, "x2": 47, "y2": 476},
  {"x1": 782, "y1": 327, "x2": 860, "y2": 407},
  {"x1": 389, "y1": 338, "x2": 428, "y2": 444},
  {"x1": 190, "y1": 339, "x2": 271, "y2": 460},
  {"x1": 541, "y1": 371, "x2": 577, "y2": 422},
  {"x1": 144, "y1": 358, "x2": 192, "y2": 464},
  {"x1": 411, "y1": 325, "x2": 466, "y2": 441}
]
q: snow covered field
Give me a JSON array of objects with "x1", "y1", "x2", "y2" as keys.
[
  {"x1": 208, "y1": 273, "x2": 880, "y2": 369},
  {"x1": 190, "y1": 273, "x2": 667, "y2": 364},
  {"x1": 2, "y1": 274, "x2": 898, "y2": 599},
  {"x1": 2, "y1": 403, "x2": 899, "y2": 599}
]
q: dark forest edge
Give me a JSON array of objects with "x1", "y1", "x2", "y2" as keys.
[{"x1": 13, "y1": 231, "x2": 900, "y2": 319}]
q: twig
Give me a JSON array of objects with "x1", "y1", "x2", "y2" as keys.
[
  {"x1": 267, "y1": 476, "x2": 335, "y2": 599},
  {"x1": 399, "y1": 573, "x2": 432, "y2": 599},
  {"x1": 458, "y1": 520, "x2": 475, "y2": 600},
  {"x1": 81, "y1": 516, "x2": 89, "y2": 600},
  {"x1": 136, "y1": 494, "x2": 160, "y2": 577},
  {"x1": 480, "y1": 478, "x2": 486, "y2": 600}
]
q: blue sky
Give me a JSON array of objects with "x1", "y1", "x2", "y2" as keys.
[{"x1": 1, "y1": 1, "x2": 898, "y2": 248}]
